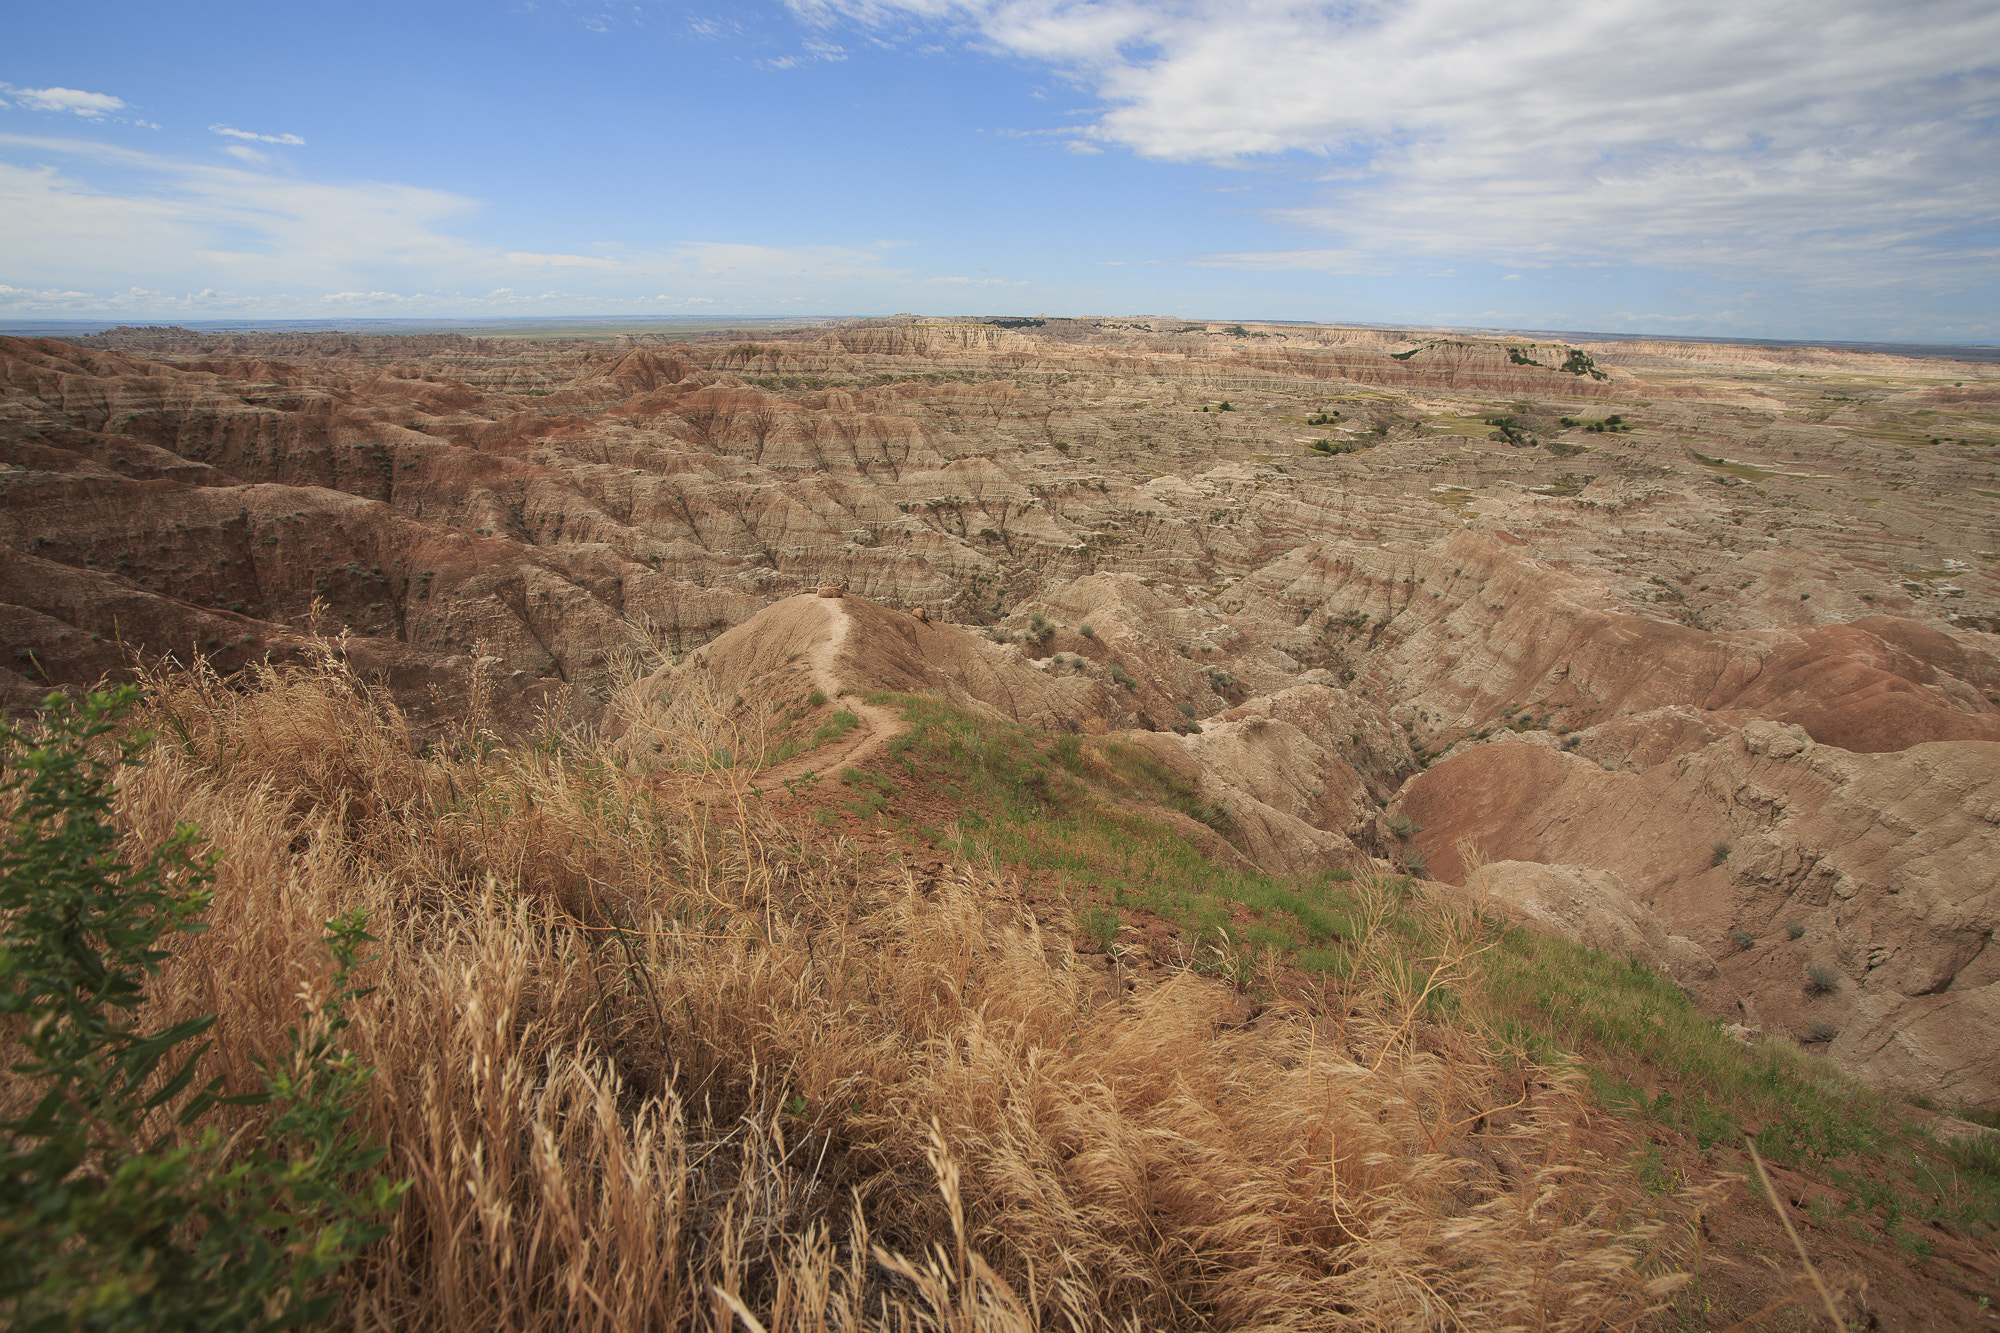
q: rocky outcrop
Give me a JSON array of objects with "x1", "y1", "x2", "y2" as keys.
[
  {"x1": 1125, "y1": 685, "x2": 1390, "y2": 876},
  {"x1": 1395, "y1": 724, "x2": 2000, "y2": 1106},
  {"x1": 1252, "y1": 531, "x2": 2000, "y2": 763}
]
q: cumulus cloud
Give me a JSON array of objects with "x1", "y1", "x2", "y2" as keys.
[
  {"x1": 788, "y1": 0, "x2": 2000, "y2": 288},
  {"x1": 0, "y1": 84, "x2": 127, "y2": 118},
  {"x1": 210, "y1": 124, "x2": 306, "y2": 146}
]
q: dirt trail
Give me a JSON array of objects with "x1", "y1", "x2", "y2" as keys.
[{"x1": 742, "y1": 597, "x2": 908, "y2": 794}]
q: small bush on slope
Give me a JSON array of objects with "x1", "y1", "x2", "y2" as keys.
[
  {"x1": 9, "y1": 654, "x2": 1711, "y2": 1331},
  {"x1": 1, "y1": 688, "x2": 399, "y2": 1331}
]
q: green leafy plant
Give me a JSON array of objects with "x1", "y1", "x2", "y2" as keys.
[
  {"x1": 1806, "y1": 961, "x2": 1841, "y2": 995},
  {"x1": 1, "y1": 689, "x2": 403, "y2": 1332},
  {"x1": 1486, "y1": 415, "x2": 1533, "y2": 447},
  {"x1": 1559, "y1": 349, "x2": 1610, "y2": 380}
]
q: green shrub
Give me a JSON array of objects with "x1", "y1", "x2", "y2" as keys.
[
  {"x1": 1711, "y1": 841, "x2": 1732, "y2": 866},
  {"x1": 1731, "y1": 928, "x2": 1756, "y2": 952},
  {"x1": 1079, "y1": 623, "x2": 1095, "y2": 639},
  {"x1": 1806, "y1": 961, "x2": 1841, "y2": 994},
  {"x1": 1786, "y1": 920, "x2": 1806, "y2": 940},
  {"x1": 1, "y1": 689, "x2": 403, "y2": 1331}
]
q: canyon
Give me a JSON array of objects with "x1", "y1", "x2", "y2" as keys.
[{"x1": 5, "y1": 314, "x2": 1999, "y2": 1112}]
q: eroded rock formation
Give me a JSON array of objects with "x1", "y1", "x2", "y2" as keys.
[{"x1": 6, "y1": 315, "x2": 1998, "y2": 1103}]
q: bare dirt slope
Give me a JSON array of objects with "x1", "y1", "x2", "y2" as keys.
[{"x1": 1397, "y1": 721, "x2": 2000, "y2": 1107}]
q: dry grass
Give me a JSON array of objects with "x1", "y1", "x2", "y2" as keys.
[{"x1": 10, "y1": 653, "x2": 1708, "y2": 1330}]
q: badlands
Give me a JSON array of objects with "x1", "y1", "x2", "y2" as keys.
[{"x1": 4, "y1": 315, "x2": 1999, "y2": 1113}]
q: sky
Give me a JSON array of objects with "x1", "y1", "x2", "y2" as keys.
[{"x1": 2, "y1": 0, "x2": 1997, "y2": 341}]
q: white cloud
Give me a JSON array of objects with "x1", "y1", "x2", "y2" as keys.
[
  {"x1": 504, "y1": 251, "x2": 619, "y2": 268},
  {"x1": 0, "y1": 84, "x2": 127, "y2": 118},
  {"x1": 210, "y1": 124, "x2": 307, "y2": 146},
  {"x1": 761, "y1": 38, "x2": 849, "y2": 68},
  {"x1": 789, "y1": 0, "x2": 2000, "y2": 288},
  {"x1": 0, "y1": 133, "x2": 926, "y2": 315},
  {"x1": 1189, "y1": 247, "x2": 1392, "y2": 277}
]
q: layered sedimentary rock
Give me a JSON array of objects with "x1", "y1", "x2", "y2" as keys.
[
  {"x1": 1395, "y1": 724, "x2": 2000, "y2": 1106},
  {"x1": 6, "y1": 315, "x2": 1999, "y2": 1102}
]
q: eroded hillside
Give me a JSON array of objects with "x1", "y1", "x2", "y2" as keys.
[{"x1": 5, "y1": 316, "x2": 2000, "y2": 1114}]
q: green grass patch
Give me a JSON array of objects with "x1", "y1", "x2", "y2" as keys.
[
  {"x1": 1687, "y1": 450, "x2": 1776, "y2": 482},
  {"x1": 1097, "y1": 741, "x2": 1230, "y2": 835},
  {"x1": 863, "y1": 692, "x2": 1353, "y2": 967},
  {"x1": 1477, "y1": 922, "x2": 1919, "y2": 1166},
  {"x1": 808, "y1": 704, "x2": 856, "y2": 748},
  {"x1": 768, "y1": 708, "x2": 861, "y2": 764}
]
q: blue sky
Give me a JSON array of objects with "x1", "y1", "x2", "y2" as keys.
[{"x1": 3, "y1": 0, "x2": 1996, "y2": 340}]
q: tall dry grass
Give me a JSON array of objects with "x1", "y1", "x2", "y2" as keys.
[{"x1": 15, "y1": 652, "x2": 1704, "y2": 1330}]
